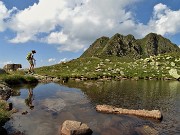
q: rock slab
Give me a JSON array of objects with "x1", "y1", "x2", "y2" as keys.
[
  {"x1": 61, "y1": 120, "x2": 93, "y2": 135},
  {"x1": 96, "y1": 105, "x2": 162, "y2": 120}
]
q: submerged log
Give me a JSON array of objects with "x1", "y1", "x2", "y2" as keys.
[{"x1": 96, "y1": 105, "x2": 162, "y2": 120}]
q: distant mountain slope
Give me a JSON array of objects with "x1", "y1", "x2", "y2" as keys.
[{"x1": 81, "y1": 33, "x2": 180, "y2": 59}]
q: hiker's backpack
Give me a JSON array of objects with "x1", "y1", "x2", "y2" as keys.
[{"x1": 26, "y1": 52, "x2": 31, "y2": 60}]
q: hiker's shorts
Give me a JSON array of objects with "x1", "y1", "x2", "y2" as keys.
[{"x1": 28, "y1": 59, "x2": 33, "y2": 65}]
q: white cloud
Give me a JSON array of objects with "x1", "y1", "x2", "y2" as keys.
[
  {"x1": 140, "y1": 3, "x2": 180, "y2": 36},
  {"x1": 48, "y1": 58, "x2": 56, "y2": 62},
  {"x1": 58, "y1": 58, "x2": 68, "y2": 63},
  {"x1": 0, "y1": 1, "x2": 9, "y2": 31},
  {"x1": 1, "y1": 1, "x2": 180, "y2": 52},
  {"x1": 0, "y1": 1, "x2": 17, "y2": 32},
  {"x1": 47, "y1": 31, "x2": 68, "y2": 44},
  {"x1": 1, "y1": 61, "x2": 13, "y2": 65},
  {"x1": 6, "y1": 0, "x2": 140, "y2": 51}
]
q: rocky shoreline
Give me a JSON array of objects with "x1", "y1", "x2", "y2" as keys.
[{"x1": 32, "y1": 72, "x2": 179, "y2": 84}]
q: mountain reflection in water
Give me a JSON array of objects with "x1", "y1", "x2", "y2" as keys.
[{"x1": 4, "y1": 80, "x2": 180, "y2": 135}]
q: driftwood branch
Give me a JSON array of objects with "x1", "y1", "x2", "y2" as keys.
[{"x1": 96, "y1": 105, "x2": 162, "y2": 120}]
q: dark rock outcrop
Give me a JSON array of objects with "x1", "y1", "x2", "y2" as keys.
[
  {"x1": 0, "y1": 82, "x2": 12, "y2": 100},
  {"x1": 0, "y1": 69, "x2": 6, "y2": 74},
  {"x1": 3, "y1": 64, "x2": 22, "y2": 71}
]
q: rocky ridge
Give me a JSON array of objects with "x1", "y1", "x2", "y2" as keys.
[{"x1": 81, "y1": 33, "x2": 180, "y2": 59}]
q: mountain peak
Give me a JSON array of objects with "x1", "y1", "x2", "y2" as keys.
[{"x1": 81, "y1": 33, "x2": 180, "y2": 59}]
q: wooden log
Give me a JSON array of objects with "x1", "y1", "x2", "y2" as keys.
[{"x1": 96, "y1": 105, "x2": 162, "y2": 120}]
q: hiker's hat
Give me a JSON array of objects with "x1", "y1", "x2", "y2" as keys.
[{"x1": 32, "y1": 50, "x2": 36, "y2": 53}]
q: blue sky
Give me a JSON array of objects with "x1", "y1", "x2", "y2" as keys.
[{"x1": 0, "y1": 0, "x2": 180, "y2": 68}]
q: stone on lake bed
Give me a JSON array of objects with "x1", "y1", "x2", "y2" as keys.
[
  {"x1": 96, "y1": 105, "x2": 162, "y2": 120},
  {"x1": 135, "y1": 125, "x2": 158, "y2": 135},
  {"x1": 60, "y1": 120, "x2": 93, "y2": 135},
  {"x1": 42, "y1": 98, "x2": 66, "y2": 112}
]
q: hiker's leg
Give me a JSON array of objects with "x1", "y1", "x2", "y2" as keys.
[
  {"x1": 28, "y1": 60, "x2": 33, "y2": 73},
  {"x1": 31, "y1": 63, "x2": 35, "y2": 73}
]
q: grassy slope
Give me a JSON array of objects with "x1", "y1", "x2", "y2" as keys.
[{"x1": 35, "y1": 52, "x2": 180, "y2": 80}]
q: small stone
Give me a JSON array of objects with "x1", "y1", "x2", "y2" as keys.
[
  {"x1": 22, "y1": 111, "x2": 28, "y2": 115},
  {"x1": 170, "y1": 62, "x2": 175, "y2": 67}
]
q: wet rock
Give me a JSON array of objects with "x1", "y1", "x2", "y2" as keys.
[
  {"x1": 6, "y1": 102, "x2": 13, "y2": 111},
  {"x1": 0, "y1": 83, "x2": 12, "y2": 100},
  {"x1": 0, "y1": 100, "x2": 13, "y2": 111},
  {"x1": 53, "y1": 77, "x2": 60, "y2": 82},
  {"x1": 61, "y1": 120, "x2": 93, "y2": 135},
  {"x1": 11, "y1": 108, "x2": 19, "y2": 113}
]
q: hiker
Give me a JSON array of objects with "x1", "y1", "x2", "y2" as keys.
[{"x1": 26, "y1": 50, "x2": 36, "y2": 74}]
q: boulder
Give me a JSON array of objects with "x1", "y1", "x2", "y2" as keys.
[
  {"x1": 169, "y1": 69, "x2": 180, "y2": 80},
  {"x1": 60, "y1": 120, "x2": 93, "y2": 135},
  {"x1": 170, "y1": 62, "x2": 175, "y2": 67},
  {"x1": 3, "y1": 64, "x2": 22, "y2": 71},
  {"x1": 0, "y1": 69, "x2": 6, "y2": 74},
  {"x1": 0, "y1": 83, "x2": 12, "y2": 100}
]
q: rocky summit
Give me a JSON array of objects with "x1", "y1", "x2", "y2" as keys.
[{"x1": 81, "y1": 33, "x2": 180, "y2": 59}]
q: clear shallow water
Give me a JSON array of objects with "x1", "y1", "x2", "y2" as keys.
[{"x1": 4, "y1": 80, "x2": 180, "y2": 135}]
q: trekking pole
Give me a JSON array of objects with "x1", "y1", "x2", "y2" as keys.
[{"x1": 34, "y1": 59, "x2": 36, "y2": 67}]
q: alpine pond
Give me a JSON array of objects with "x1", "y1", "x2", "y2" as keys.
[{"x1": 4, "y1": 80, "x2": 180, "y2": 135}]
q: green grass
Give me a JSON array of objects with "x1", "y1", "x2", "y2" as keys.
[
  {"x1": 1, "y1": 75, "x2": 38, "y2": 85},
  {"x1": 35, "y1": 53, "x2": 180, "y2": 80},
  {"x1": 0, "y1": 71, "x2": 38, "y2": 85},
  {"x1": 0, "y1": 100, "x2": 10, "y2": 126}
]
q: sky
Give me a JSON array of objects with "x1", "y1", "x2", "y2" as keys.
[{"x1": 0, "y1": 0, "x2": 180, "y2": 68}]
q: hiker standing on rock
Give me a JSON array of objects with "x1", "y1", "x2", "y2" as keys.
[{"x1": 26, "y1": 50, "x2": 36, "y2": 74}]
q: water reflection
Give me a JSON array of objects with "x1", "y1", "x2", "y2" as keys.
[
  {"x1": 25, "y1": 87, "x2": 34, "y2": 110},
  {"x1": 10, "y1": 84, "x2": 37, "y2": 111},
  {"x1": 65, "y1": 80, "x2": 179, "y2": 110},
  {"x1": 65, "y1": 80, "x2": 180, "y2": 135},
  {"x1": 3, "y1": 80, "x2": 180, "y2": 135}
]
